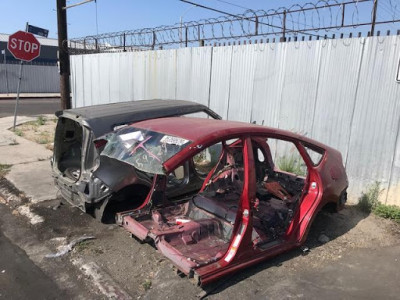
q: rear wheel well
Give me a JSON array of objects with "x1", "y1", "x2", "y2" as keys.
[
  {"x1": 322, "y1": 190, "x2": 347, "y2": 213},
  {"x1": 93, "y1": 184, "x2": 150, "y2": 223}
]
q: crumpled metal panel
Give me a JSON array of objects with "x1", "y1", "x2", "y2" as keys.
[{"x1": 345, "y1": 35, "x2": 400, "y2": 205}]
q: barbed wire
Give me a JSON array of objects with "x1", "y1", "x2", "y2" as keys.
[{"x1": 68, "y1": 0, "x2": 400, "y2": 54}]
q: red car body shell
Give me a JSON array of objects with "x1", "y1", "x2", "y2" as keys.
[{"x1": 119, "y1": 117, "x2": 348, "y2": 285}]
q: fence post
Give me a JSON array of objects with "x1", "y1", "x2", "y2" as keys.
[
  {"x1": 152, "y1": 31, "x2": 156, "y2": 50},
  {"x1": 123, "y1": 33, "x2": 126, "y2": 52},
  {"x1": 255, "y1": 16, "x2": 259, "y2": 36},
  {"x1": 281, "y1": 10, "x2": 287, "y2": 42},
  {"x1": 198, "y1": 25, "x2": 205, "y2": 46},
  {"x1": 371, "y1": 0, "x2": 378, "y2": 36},
  {"x1": 341, "y1": 3, "x2": 346, "y2": 27},
  {"x1": 185, "y1": 26, "x2": 188, "y2": 47}
]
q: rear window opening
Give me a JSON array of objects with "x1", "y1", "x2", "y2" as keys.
[{"x1": 54, "y1": 117, "x2": 83, "y2": 181}]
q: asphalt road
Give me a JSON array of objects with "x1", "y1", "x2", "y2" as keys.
[
  {"x1": 0, "y1": 231, "x2": 64, "y2": 300},
  {"x1": 0, "y1": 98, "x2": 61, "y2": 118}
]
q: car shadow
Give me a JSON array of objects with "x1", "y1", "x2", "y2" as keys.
[{"x1": 200, "y1": 205, "x2": 368, "y2": 298}]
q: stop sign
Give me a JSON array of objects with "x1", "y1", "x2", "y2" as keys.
[{"x1": 7, "y1": 31, "x2": 41, "y2": 62}]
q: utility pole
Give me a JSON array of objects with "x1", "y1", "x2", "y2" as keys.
[
  {"x1": 371, "y1": 0, "x2": 378, "y2": 36},
  {"x1": 56, "y1": 0, "x2": 71, "y2": 109}
]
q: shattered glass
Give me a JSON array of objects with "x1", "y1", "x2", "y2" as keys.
[{"x1": 100, "y1": 126, "x2": 191, "y2": 174}]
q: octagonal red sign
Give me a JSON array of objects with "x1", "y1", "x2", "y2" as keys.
[{"x1": 7, "y1": 31, "x2": 41, "y2": 62}]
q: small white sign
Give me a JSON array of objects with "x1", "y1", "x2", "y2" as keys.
[
  {"x1": 119, "y1": 131, "x2": 144, "y2": 142},
  {"x1": 160, "y1": 135, "x2": 189, "y2": 146}
]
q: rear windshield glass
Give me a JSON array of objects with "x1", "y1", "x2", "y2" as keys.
[{"x1": 100, "y1": 126, "x2": 192, "y2": 174}]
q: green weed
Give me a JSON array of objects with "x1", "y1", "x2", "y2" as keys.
[
  {"x1": 37, "y1": 116, "x2": 47, "y2": 126},
  {"x1": 277, "y1": 154, "x2": 307, "y2": 176},
  {"x1": 142, "y1": 279, "x2": 152, "y2": 291},
  {"x1": 14, "y1": 128, "x2": 23, "y2": 136},
  {"x1": 357, "y1": 181, "x2": 382, "y2": 213},
  {"x1": 374, "y1": 204, "x2": 400, "y2": 223},
  {"x1": 0, "y1": 164, "x2": 11, "y2": 178},
  {"x1": 74, "y1": 240, "x2": 92, "y2": 252}
]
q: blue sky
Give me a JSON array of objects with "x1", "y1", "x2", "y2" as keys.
[{"x1": 0, "y1": 0, "x2": 397, "y2": 39}]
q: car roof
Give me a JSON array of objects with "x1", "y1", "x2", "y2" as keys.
[
  {"x1": 56, "y1": 99, "x2": 221, "y2": 138},
  {"x1": 132, "y1": 117, "x2": 335, "y2": 173},
  {"x1": 132, "y1": 117, "x2": 266, "y2": 140},
  {"x1": 132, "y1": 117, "x2": 328, "y2": 149}
]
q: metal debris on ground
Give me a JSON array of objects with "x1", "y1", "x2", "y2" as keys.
[{"x1": 45, "y1": 235, "x2": 96, "y2": 258}]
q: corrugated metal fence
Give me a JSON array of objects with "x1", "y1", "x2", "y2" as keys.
[
  {"x1": 0, "y1": 64, "x2": 59, "y2": 94},
  {"x1": 70, "y1": 35, "x2": 400, "y2": 206}
]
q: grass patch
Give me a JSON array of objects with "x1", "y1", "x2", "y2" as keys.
[
  {"x1": 37, "y1": 116, "x2": 47, "y2": 126},
  {"x1": 357, "y1": 181, "x2": 381, "y2": 213},
  {"x1": 14, "y1": 128, "x2": 24, "y2": 136},
  {"x1": 374, "y1": 204, "x2": 400, "y2": 223},
  {"x1": 358, "y1": 182, "x2": 400, "y2": 223},
  {"x1": 10, "y1": 117, "x2": 56, "y2": 149},
  {"x1": 36, "y1": 138, "x2": 50, "y2": 144},
  {"x1": 35, "y1": 132, "x2": 52, "y2": 145},
  {"x1": 277, "y1": 154, "x2": 307, "y2": 176},
  {"x1": 142, "y1": 279, "x2": 152, "y2": 291},
  {"x1": 0, "y1": 164, "x2": 11, "y2": 178},
  {"x1": 74, "y1": 240, "x2": 92, "y2": 252}
]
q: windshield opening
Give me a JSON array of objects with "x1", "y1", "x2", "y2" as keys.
[{"x1": 100, "y1": 126, "x2": 192, "y2": 174}]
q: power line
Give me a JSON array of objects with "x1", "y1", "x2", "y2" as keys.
[
  {"x1": 179, "y1": 0, "x2": 330, "y2": 39},
  {"x1": 210, "y1": 0, "x2": 251, "y2": 11}
]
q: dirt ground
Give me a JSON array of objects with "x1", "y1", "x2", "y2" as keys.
[
  {"x1": 24, "y1": 198, "x2": 399, "y2": 299},
  {"x1": 11, "y1": 116, "x2": 56, "y2": 151}
]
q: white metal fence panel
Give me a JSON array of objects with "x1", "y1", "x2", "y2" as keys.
[
  {"x1": 278, "y1": 41, "x2": 322, "y2": 136},
  {"x1": 310, "y1": 38, "x2": 364, "y2": 160},
  {"x1": 227, "y1": 44, "x2": 257, "y2": 122},
  {"x1": 346, "y1": 36, "x2": 400, "y2": 205},
  {"x1": 209, "y1": 46, "x2": 233, "y2": 119},
  {"x1": 250, "y1": 42, "x2": 287, "y2": 128},
  {"x1": 144, "y1": 50, "x2": 177, "y2": 100},
  {"x1": 70, "y1": 35, "x2": 400, "y2": 206},
  {"x1": 176, "y1": 47, "x2": 212, "y2": 106}
]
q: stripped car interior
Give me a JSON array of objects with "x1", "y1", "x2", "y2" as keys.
[{"x1": 111, "y1": 117, "x2": 348, "y2": 285}]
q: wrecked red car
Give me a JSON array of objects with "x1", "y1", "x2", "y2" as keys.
[{"x1": 108, "y1": 117, "x2": 348, "y2": 285}]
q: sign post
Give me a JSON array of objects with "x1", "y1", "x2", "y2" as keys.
[{"x1": 7, "y1": 24, "x2": 41, "y2": 130}]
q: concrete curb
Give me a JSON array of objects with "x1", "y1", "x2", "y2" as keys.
[{"x1": 0, "y1": 94, "x2": 60, "y2": 99}]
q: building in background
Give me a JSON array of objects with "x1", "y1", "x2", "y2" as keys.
[{"x1": 0, "y1": 33, "x2": 58, "y2": 65}]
